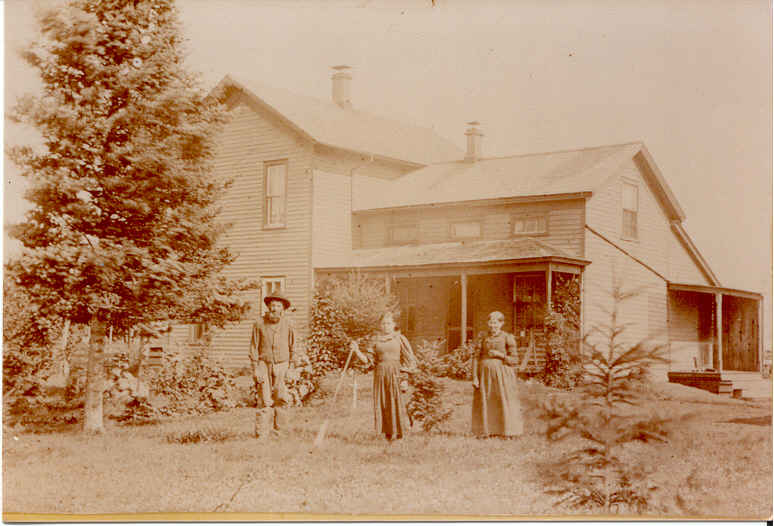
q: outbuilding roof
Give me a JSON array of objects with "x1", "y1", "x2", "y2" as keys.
[
  {"x1": 213, "y1": 74, "x2": 463, "y2": 166},
  {"x1": 315, "y1": 237, "x2": 588, "y2": 271}
]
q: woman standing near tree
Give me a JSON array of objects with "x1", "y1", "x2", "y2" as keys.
[
  {"x1": 471, "y1": 311, "x2": 523, "y2": 438},
  {"x1": 352, "y1": 311, "x2": 417, "y2": 440}
]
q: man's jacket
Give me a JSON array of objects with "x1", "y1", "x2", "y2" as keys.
[{"x1": 249, "y1": 315, "x2": 295, "y2": 364}]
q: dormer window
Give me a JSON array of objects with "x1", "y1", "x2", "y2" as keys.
[{"x1": 622, "y1": 182, "x2": 638, "y2": 239}]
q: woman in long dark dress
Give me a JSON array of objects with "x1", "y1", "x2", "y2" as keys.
[
  {"x1": 353, "y1": 311, "x2": 417, "y2": 440},
  {"x1": 471, "y1": 311, "x2": 524, "y2": 438}
]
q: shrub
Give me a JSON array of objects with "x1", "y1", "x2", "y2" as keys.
[
  {"x1": 438, "y1": 342, "x2": 474, "y2": 380},
  {"x1": 113, "y1": 396, "x2": 160, "y2": 426},
  {"x1": 308, "y1": 272, "x2": 398, "y2": 383},
  {"x1": 406, "y1": 340, "x2": 453, "y2": 432},
  {"x1": 539, "y1": 283, "x2": 670, "y2": 514},
  {"x1": 541, "y1": 274, "x2": 584, "y2": 389},
  {"x1": 149, "y1": 346, "x2": 240, "y2": 416}
]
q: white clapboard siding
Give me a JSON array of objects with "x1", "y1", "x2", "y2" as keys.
[
  {"x1": 195, "y1": 95, "x2": 314, "y2": 367},
  {"x1": 312, "y1": 170, "x2": 351, "y2": 266},
  {"x1": 583, "y1": 156, "x2": 712, "y2": 369},
  {"x1": 353, "y1": 198, "x2": 586, "y2": 255}
]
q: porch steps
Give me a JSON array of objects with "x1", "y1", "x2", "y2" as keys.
[{"x1": 667, "y1": 370, "x2": 773, "y2": 399}]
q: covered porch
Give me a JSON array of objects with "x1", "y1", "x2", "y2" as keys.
[
  {"x1": 667, "y1": 283, "x2": 763, "y2": 373},
  {"x1": 315, "y1": 238, "x2": 589, "y2": 373}
]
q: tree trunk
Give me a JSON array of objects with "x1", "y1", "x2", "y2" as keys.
[
  {"x1": 58, "y1": 319, "x2": 71, "y2": 380},
  {"x1": 84, "y1": 317, "x2": 107, "y2": 434}
]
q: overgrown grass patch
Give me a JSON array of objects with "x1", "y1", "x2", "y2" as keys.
[{"x1": 3, "y1": 376, "x2": 771, "y2": 518}]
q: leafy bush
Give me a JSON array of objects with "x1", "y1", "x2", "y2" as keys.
[
  {"x1": 149, "y1": 346, "x2": 240, "y2": 416},
  {"x1": 407, "y1": 340, "x2": 453, "y2": 432},
  {"x1": 541, "y1": 274, "x2": 584, "y2": 389},
  {"x1": 113, "y1": 396, "x2": 160, "y2": 426},
  {"x1": 438, "y1": 342, "x2": 474, "y2": 380},
  {"x1": 539, "y1": 283, "x2": 670, "y2": 514},
  {"x1": 308, "y1": 272, "x2": 398, "y2": 383}
]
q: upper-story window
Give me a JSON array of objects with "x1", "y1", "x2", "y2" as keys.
[
  {"x1": 264, "y1": 161, "x2": 287, "y2": 228},
  {"x1": 450, "y1": 221, "x2": 482, "y2": 240},
  {"x1": 622, "y1": 182, "x2": 638, "y2": 239},
  {"x1": 388, "y1": 224, "x2": 418, "y2": 245},
  {"x1": 512, "y1": 214, "x2": 547, "y2": 236}
]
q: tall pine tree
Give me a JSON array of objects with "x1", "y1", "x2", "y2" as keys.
[{"x1": 7, "y1": 0, "x2": 249, "y2": 433}]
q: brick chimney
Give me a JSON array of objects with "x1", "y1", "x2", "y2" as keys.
[
  {"x1": 331, "y1": 65, "x2": 352, "y2": 109},
  {"x1": 465, "y1": 121, "x2": 483, "y2": 161}
]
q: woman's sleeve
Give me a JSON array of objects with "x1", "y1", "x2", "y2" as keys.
[
  {"x1": 398, "y1": 334, "x2": 418, "y2": 371},
  {"x1": 473, "y1": 332, "x2": 484, "y2": 359},
  {"x1": 503, "y1": 333, "x2": 519, "y2": 367}
]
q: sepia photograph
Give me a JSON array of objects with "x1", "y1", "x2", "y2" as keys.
[{"x1": 3, "y1": 0, "x2": 772, "y2": 520}]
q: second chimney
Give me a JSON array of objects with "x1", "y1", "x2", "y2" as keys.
[
  {"x1": 331, "y1": 65, "x2": 352, "y2": 109},
  {"x1": 465, "y1": 121, "x2": 483, "y2": 161}
]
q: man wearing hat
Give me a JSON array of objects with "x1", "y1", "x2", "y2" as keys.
[{"x1": 249, "y1": 290, "x2": 297, "y2": 436}]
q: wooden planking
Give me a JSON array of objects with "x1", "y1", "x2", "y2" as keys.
[
  {"x1": 353, "y1": 199, "x2": 585, "y2": 253},
  {"x1": 583, "y1": 156, "x2": 715, "y2": 371},
  {"x1": 311, "y1": 170, "x2": 351, "y2": 265},
  {"x1": 204, "y1": 97, "x2": 314, "y2": 366},
  {"x1": 669, "y1": 232, "x2": 713, "y2": 285}
]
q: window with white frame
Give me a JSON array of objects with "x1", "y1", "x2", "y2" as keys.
[
  {"x1": 450, "y1": 221, "x2": 481, "y2": 240},
  {"x1": 622, "y1": 182, "x2": 638, "y2": 239},
  {"x1": 264, "y1": 161, "x2": 287, "y2": 228},
  {"x1": 190, "y1": 322, "x2": 208, "y2": 343},
  {"x1": 261, "y1": 276, "x2": 286, "y2": 314},
  {"x1": 512, "y1": 214, "x2": 547, "y2": 236}
]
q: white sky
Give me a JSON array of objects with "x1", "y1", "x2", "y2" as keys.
[{"x1": 4, "y1": 0, "x2": 773, "y2": 340}]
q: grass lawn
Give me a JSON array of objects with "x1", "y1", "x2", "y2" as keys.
[{"x1": 3, "y1": 375, "x2": 771, "y2": 519}]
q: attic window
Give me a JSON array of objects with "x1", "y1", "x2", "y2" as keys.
[
  {"x1": 622, "y1": 182, "x2": 638, "y2": 239},
  {"x1": 512, "y1": 215, "x2": 547, "y2": 236}
]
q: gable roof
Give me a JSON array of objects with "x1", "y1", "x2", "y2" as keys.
[
  {"x1": 353, "y1": 142, "x2": 681, "y2": 213},
  {"x1": 315, "y1": 237, "x2": 588, "y2": 271},
  {"x1": 352, "y1": 140, "x2": 719, "y2": 286},
  {"x1": 212, "y1": 74, "x2": 463, "y2": 166}
]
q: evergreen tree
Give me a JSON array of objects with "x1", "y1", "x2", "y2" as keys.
[{"x1": 7, "y1": 0, "x2": 249, "y2": 433}]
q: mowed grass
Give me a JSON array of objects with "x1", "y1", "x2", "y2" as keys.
[{"x1": 3, "y1": 375, "x2": 772, "y2": 518}]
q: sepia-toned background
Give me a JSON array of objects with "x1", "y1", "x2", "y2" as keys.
[{"x1": 5, "y1": 0, "x2": 771, "y2": 342}]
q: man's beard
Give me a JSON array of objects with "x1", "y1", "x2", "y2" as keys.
[{"x1": 266, "y1": 312, "x2": 281, "y2": 322}]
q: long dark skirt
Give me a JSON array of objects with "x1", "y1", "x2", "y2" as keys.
[
  {"x1": 472, "y1": 358, "x2": 523, "y2": 437},
  {"x1": 373, "y1": 360, "x2": 409, "y2": 438}
]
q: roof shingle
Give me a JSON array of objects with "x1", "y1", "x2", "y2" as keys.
[
  {"x1": 221, "y1": 74, "x2": 463, "y2": 166},
  {"x1": 353, "y1": 142, "x2": 644, "y2": 210},
  {"x1": 316, "y1": 237, "x2": 586, "y2": 270}
]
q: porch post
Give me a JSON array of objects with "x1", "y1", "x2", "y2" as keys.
[
  {"x1": 715, "y1": 293, "x2": 723, "y2": 372},
  {"x1": 384, "y1": 273, "x2": 391, "y2": 294},
  {"x1": 758, "y1": 297, "x2": 763, "y2": 373},
  {"x1": 545, "y1": 263, "x2": 553, "y2": 311},
  {"x1": 461, "y1": 272, "x2": 468, "y2": 346}
]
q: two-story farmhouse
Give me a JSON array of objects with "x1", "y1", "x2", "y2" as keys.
[{"x1": 160, "y1": 66, "x2": 763, "y2": 381}]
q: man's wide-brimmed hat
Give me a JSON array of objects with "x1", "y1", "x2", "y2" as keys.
[{"x1": 264, "y1": 291, "x2": 291, "y2": 309}]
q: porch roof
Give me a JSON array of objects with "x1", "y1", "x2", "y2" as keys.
[
  {"x1": 315, "y1": 237, "x2": 590, "y2": 271},
  {"x1": 668, "y1": 282, "x2": 762, "y2": 301}
]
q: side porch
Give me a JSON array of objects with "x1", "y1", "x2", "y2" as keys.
[{"x1": 667, "y1": 282, "x2": 767, "y2": 397}]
